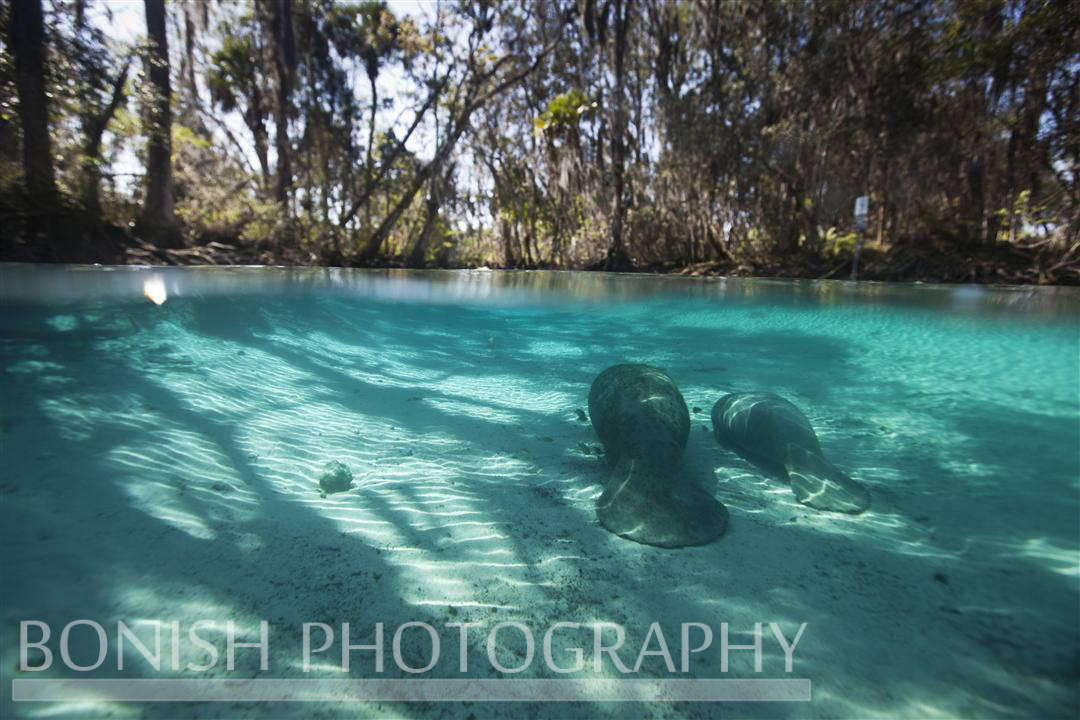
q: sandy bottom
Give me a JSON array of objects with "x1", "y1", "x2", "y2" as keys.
[{"x1": 2, "y1": 280, "x2": 1078, "y2": 719}]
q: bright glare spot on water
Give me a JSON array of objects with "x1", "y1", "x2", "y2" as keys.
[{"x1": 143, "y1": 276, "x2": 167, "y2": 305}]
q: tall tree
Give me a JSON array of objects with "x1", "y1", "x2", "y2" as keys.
[
  {"x1": 8, "y1": 0, "x2": 57, "y2": 202},
  {"x1": 138, "y1": 0, "x2": 179, "y2": 245},
  {"x1": 209, "y1": 31, "x2": 272, "y2": 188},
  {"x1": 604, "y1": 0, "x2": 631, "y2": 270},
  {"x1": 356, "y1": 2, "x2": 399, "y2": 188},
  {"x1": 265, "y1": 0, "x2": 296, "y2": 211},
  {"x1": 357, "y1": 2, "x2": 564, "y2": 260}
]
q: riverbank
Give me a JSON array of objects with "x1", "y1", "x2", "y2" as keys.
[{"x1": 1, "y1": 202, "x2": 1076, "y2": 286}]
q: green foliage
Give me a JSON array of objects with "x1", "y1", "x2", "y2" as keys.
[
  {"x1": 326, "y1": 1, "x2": 412, "y2": 79},
  {"x1": 533, "y1": 89, "x2": 593, "y2": 133},
  {"x1": 824, "y1": 227, "x2": 859, "y2": 256},
  {"x1": 208, "y1": 36, "x2": 257, "y2": 113},
  {"x1": 172, "y1": 123, "x2": 210, "y2": 151}
]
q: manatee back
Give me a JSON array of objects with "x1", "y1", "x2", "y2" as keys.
[
  {"x1": 712, "y1": 392, "x2": 821, "y2": 473},
  {"x1": 588, "y1": 364, "x2": 690, "y2": 465}
]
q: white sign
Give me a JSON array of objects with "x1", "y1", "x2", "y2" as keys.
[{"x1": 854, "y1": 196, "x2": 869, "y2": 232}]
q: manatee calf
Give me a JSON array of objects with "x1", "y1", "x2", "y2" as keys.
[
  {"x1": 711, "y1": 393, "x2": 870, "y2": 513},
  {"x1": 588, "y1": 364, "x2": 728, "y2": 548}
]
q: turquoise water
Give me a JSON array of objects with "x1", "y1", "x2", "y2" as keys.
[{"x1": 1, "y1": 266, "x2": 1078, "y2": 719}]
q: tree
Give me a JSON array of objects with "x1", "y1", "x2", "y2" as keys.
[
  {"x1": 355, "y1": 1, "x2": 400, "y2": 188},
  {"x1": 65, "y1": 6, "x2": 131, "y2": 216},
  {"x1": 138, "y1": 0, "x2": 179, "y2": 246},
  {"x1": 264, "y1": 0, "x2": 296, "y2": 212},
  {"x1": 80, "y1": 60, "x2": 129, "y2": 216},
  {"x1": 357, "y1": 2, "x2": 566, "y2": 260},
  {"x1": 604, "y1": 0, "x2": 631, "y2": 270},
  {"x1": 209, "y1": 32, "x2": 272, "y2": 187},
  {"x1": 8, "y1": 0, "x2": 57, "y2": 202}
]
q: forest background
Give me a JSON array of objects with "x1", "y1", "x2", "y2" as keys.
[{"x1": 2, "y1": 0, "x2": 1077, "y2": 284}]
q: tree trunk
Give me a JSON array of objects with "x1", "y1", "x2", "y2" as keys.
[
  {"x1": 605, "y1": 0, "x2": 632, "y2": 270},
  {"x1": 248, "y1": 73, "x2": 272, "y2": 188},
  {"x1": 182, "y1": 4, "x2": 200, "y2": 109},
  {"x1": 501, "y1": 216, "x2": 514, "y2": 268},
  {"x1": 267, "y1": 0, "x2": 295, "y2": 211},
  {"x1": 176, "y1": 2, "x2": 210, "y2": 138},
  {"x1": 407, "y1": 177, "x2": 442, "y2": 267},
  {"x1": 9, "y1": 0, "x2": 57, "y2": 203},
  {"x1": 361, "y1": 121, "x2": 465, "y2": 260},
  {"x1": 138, "y1": 0, "x2": 180, "y2": 246},
  {"x1": 367, "y1": 71, "x2": 378, "y2": 194}
]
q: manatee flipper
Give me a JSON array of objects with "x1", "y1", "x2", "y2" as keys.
[
  {"x1": 596, "y1": 457, "x2": 728, "y2": 548},
  {"x1": 784, "y1": 444, "x2": 870, "y2": 514}
]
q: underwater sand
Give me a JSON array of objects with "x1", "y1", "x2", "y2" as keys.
[{"x1": 1, "y1": 267, "x2": 1078, "y2": 719}]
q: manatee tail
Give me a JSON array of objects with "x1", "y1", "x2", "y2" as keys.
[
  {"x1": 783, "y1": 445, "x2": 870, "y2": 514},
  {"x1": 596, "y1": 456, "x2": 728, "y2": 548}
]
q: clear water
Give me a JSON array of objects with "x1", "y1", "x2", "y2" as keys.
[{"x1": 2, "y1": 266, "x2": 1078, "y2": 719}]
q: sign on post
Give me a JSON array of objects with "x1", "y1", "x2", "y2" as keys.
[
  {"x1": 853, "y1": 195, "x2": 869, "y2": 233},
  {"x1": 851, "y1": 195, "x2": 869, "y2": 281}
]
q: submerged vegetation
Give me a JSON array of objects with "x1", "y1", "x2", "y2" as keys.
[{"x1": 1, "y1": 0, "x2": 1077, "y2": 283}]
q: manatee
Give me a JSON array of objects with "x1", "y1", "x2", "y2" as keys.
[
  {"x1": 711, "y1": 392, "x2": 870, "y2": 513},
  {"x1": 588, "y1": 364, "x2": 728, "y2": 548}
]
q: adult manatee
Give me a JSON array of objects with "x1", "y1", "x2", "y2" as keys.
[
  {"x1": 711, "y1": 392, "x2": 870, "y2": 514},
  {"x1": 588, "y1": 364, "x2": 728, "y2": 548}
]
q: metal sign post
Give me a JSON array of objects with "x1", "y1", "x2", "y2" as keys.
[{"x1": 852, "y1": 195, "x2": 869, "y2": 281}]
